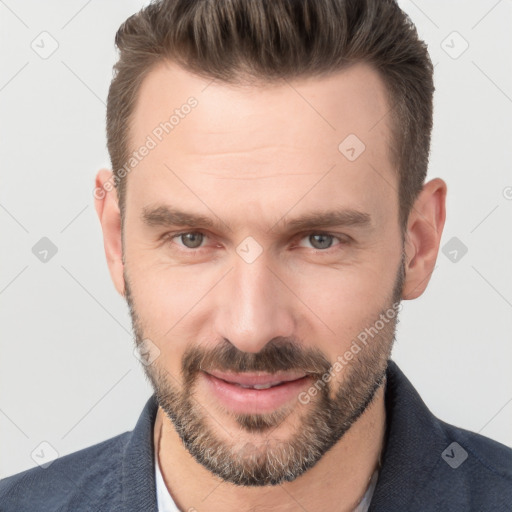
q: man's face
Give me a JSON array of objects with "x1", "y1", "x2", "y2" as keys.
[{"x1": 122, "y1": 61, "x2": 404, "y2": 485}]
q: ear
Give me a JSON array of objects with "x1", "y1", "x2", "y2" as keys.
[
  {"x1": 402, "y1": 178, "x2": 447, "y2": 300},
  {"x1": 94, "y1": 169, "x2": 125, "y2": 296}
]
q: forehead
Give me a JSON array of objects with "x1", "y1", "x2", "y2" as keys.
[{"x1": 125, "y1": 60, "x2": 397, "y2": 225}]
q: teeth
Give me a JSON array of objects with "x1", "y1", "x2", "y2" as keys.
[
  {"x1": 237, "y1": 382, "x2": 283, "y2": 390},
  {"x1": 253, "y1": 383, "x2": 273, "y2": 389}
]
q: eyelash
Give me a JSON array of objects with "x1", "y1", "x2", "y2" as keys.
[{"x1": 164, "y1": 230, "x2": 349, "y2": 254}]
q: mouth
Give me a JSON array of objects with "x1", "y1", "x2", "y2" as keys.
[{"x1": 201, "y1": 370, "x2": 313, "y2": 414}]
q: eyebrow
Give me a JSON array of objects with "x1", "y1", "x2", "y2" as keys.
[
  {"x1": 141, "y1": 205, "x2": 372, "y2": 234},
  {"x1": 142, "y1": 205, "x2": 225, "y2": 230}
]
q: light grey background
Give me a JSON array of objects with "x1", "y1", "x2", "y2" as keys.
[{"x1": 1, "y1": 0, "x2": 511, "y2": 478}]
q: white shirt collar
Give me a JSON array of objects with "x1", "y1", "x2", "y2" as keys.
[{"x1": 155, "y1": 452, "x2": 180, "y2": 512}]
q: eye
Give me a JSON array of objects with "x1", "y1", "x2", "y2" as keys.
[
  {"x1": 297, "y1": 232, "x2": 347, "y2": 251},
  {"x1": 170, "y1": 231, "x2": 207, "y2": 249},
  {"x1": 164, "y1": 231, "x2": 349, "y2": 254}
]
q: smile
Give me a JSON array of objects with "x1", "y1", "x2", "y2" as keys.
[{"x1": 201, "y1": 370, "x2": 312, "y2": 414}]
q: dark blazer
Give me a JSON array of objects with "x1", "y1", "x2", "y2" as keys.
[{"x1": 1, "y1": 360, "x2": 511, "y2": 511}]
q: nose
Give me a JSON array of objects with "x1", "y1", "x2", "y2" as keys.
[{"x1": 213, "y1": 254, "x2": 296, "y2": 354}]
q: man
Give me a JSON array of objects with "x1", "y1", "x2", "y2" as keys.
[{"x1": 1, "y1": 0, "x2": 511, "y2": 510}]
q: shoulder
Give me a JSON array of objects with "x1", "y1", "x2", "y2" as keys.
[
  {"x1": 440, "y1": 418, "x2": 512, "y2": 482},
  {"x1": 374, "y1": 361, "x2": 512, "y2": 511},
  {"x1": 416, "y1": 418, "x2": 512, "y2": 511},
  {"x1": 0, "y1": 432, "x2": 130, "y2": 512}
]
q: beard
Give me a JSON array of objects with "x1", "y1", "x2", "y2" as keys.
[{"x1": 124, "y1": 257, "x2": 405, "y2": 487}]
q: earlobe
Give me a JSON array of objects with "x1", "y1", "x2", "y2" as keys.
[
  {"x1": 94, "y1": 169, "x2": 125, "y2": 297},
  {"x1": 401, "y1": 178, "x2": 447, "y2": 300}
]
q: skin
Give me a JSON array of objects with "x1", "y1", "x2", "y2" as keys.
[{"x1": 95, "y1": 60, "x2": 446, "y2": 511}]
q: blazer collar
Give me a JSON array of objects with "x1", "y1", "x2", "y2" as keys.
[
  {"x1": 369, "y1": 360, "x2": 449, "y2": 510},
  {"x1": 121, "y1": 392, "x2": 159, "y2": 511},
  {"x1": 120, "y1": 359, "x2": 444, "y2": 511}
]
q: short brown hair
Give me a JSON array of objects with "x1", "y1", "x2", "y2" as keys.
[{"x1": 106, "y1": 0, "x2": 434, "y2": 227}]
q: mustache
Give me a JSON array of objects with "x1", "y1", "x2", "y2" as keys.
[{"x1": 181, "y1": 337, "x2": 332, "y2": 383}]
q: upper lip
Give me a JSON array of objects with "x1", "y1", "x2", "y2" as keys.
[{"x1": 205, "y1": 370, "x2": 307, "y2": 387}]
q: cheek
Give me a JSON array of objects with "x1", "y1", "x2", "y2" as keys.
[
  {"x1": 289, "y1": 257, "x2": 398, "y2": 354},
  {"x1": 127, "y1": 265, "x2": 211, "y2": 372},
  {"x1": 280, "y1": 220, "x2": 401, "y2": 328}
]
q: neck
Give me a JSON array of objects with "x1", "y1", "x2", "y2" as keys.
[{"x1": 154, "y1": 380, "x2": 386, "y2": 512}]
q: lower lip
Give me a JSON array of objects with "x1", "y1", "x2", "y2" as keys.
[{"x1": 201, "y1": 371, "x2": 312, "y2": 414}]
